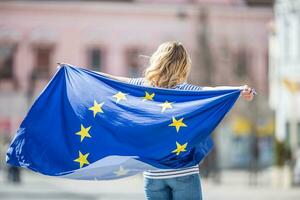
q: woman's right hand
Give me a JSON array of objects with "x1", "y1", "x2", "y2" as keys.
[{"x1": 241, "y1": 85, "x2": 255, "y2": 101}]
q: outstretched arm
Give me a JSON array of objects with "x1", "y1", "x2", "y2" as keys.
[
  {"x1": 202, "y1": 85, "x2": 255, "y2": 101},
  {"x1": 95, "y1": 71, "x2": 131, "y2": 83},
  {"x1": 57, "y1": 63, "x2": 131, "y2": 83}
]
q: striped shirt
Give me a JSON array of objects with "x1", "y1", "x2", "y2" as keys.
[
  {"x1": 129, "y1": 78, "x2": 203, "y2": 91},
  {"x1": 128, "y1": 77, "x2": 203, "y2": 179}
]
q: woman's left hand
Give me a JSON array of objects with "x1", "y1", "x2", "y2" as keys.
[{"x1": 241, "y1": 85, "x2": 255, "y2": 101}]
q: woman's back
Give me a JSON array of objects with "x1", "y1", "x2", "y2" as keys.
[{"x1": 129, "y1": 77, "x2": 203, "y2": 180}]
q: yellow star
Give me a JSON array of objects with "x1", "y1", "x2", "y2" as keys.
[
  {"x1": 113, "y1": 91, "x2": 127, "y2": 103},
  {"x1": 74, "y1": 151, "x2": 90, "y2": 168},
  {"x1": 75, "y1": 124, "x2": 92, "y2": 142},
  {"x1": 172, "y1": 142, "x2": 188, "y2": 156},
  {"x1": 168, "y1": 117, "x2": 187, "y2": 132},
  {"x1": 89, "y1": 100, "x2": 104, "y2": 117},
  {"x1": 158, "y1": 101, "x2": 173, "y2": 112},
  {"x1": 114, "y1": 166, "x2": 129, "y2": 176},
  {"x1": 142, "y1": 92, "x2": 155, "y2": 101}
]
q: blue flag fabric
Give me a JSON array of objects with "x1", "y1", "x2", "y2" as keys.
[{"x1": 6, "y1": 63, "x2": 242, "y2": 180}]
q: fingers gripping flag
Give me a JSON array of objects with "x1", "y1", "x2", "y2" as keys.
[{"x1": 6, "y1": 63, "x2": 242, "y2": 180}]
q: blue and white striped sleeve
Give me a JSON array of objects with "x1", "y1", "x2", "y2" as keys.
[
  {"x1": 190, "y1": 84, "x2": 203, "y2": 91},
  {"x1": 177, "y1": 83, "x2": 203, "y2": 91},
  {"x1": 128, "y1": 78, "x2": 144, "y2": 86}
]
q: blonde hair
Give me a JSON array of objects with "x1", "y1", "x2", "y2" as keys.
[{"x1": 144, "y1": 41, "x2": 191, "y2": 88}]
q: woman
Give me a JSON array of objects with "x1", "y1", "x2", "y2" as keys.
[{"x1": 98, "y1": 41, "x2": 254, "y2": 200}]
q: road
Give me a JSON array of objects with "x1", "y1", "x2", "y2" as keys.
[{"x1": 0, "y1": 169, "x2": 299, "y2": 200}]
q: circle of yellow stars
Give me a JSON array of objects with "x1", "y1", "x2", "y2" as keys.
[{"x1": 73, "y1": 90, "x2": 189, "y2": 172}]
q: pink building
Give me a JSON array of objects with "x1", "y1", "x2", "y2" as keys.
[{"x1": 0, "y1": 0, "x2": 273, "y2": 135}]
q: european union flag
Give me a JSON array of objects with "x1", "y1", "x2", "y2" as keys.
[{"x1": 6, "y1": 63, "x2": 242, "y2": 180}]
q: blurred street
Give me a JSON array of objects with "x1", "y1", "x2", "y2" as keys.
[
  {"x1": 0, "y1": 0, "x2": 300, "y2": 199},
  {"x1": 1, "y1": 169, "x2": 299, "y2": 200}
]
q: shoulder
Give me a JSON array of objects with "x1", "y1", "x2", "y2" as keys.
[
  {"x1": 128, "y1": 77, "x2": 145, "y2": 85},
  {"x1": 175, "y1": 83, "x2": 203, "y2": 91}
]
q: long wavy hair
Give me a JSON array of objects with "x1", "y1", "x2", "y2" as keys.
[{"x1": 144, "y1": 41, "x2": 191, "y2": 88}]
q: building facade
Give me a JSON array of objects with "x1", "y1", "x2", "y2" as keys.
[{"x1": 269, "y1": 0, "x2": 300, "y2": 183}]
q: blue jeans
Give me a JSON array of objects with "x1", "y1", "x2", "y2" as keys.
[{"x1": 144, "y1": 174, "x2": 202, "y2": 200}]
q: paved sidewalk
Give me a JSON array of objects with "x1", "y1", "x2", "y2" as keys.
[
  {"x1": 0, "y1": 170, "x2": 144, "y2": 200},
  {"x1": 201, "y1": 171, "x2": 300, "y2": 200},
  {"x1": 0, "y1": 170, "x2": 299, "y2": 200}
]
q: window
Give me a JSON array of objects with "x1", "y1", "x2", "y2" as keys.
[
  {"x1": 0, "y1": 45, "x2": 15, "y2": 80},
  {"x1": 88, "y1": 48, "x2": 103, "y2": 71},
  {"x1": 125, "y1": 48, "x2": 142, "y2": 78},
  {"x1": 245, "y1": 0, "x2": 274, "y2": 6},
  {"x1": 285, "y1": 122, "x2": 300, "y2": 146},
  {"x1": 33, "y1": 46, "x2": 53, "y2": 79},
  {"x1": 235, "y1": 49, "x2": 248, "y2": 77},
  {"x1": 284, "y1": 18, "x2": 290, "y2": 60}
]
